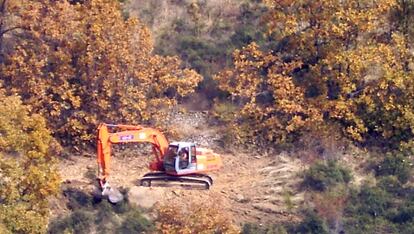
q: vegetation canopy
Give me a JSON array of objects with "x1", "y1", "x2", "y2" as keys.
[
  {"x1": 0, "y1": 0, "x2": 201, "y2": 147},
  {"x1": 1, "y1": 0, "x2": 414, "y2": 233},
  {"x1": 215, "y1": 0, "x2": 414, "y2": 151},
  {"x1": 0, "y1": 89, "x2": 59, "y2": 234}
]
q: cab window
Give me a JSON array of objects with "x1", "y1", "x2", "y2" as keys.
[
  {"x1": 178, "y1": 147, "x2": 189, "y2": 169},
  {"x1": 164, "y1": 145, "x2": 178, "y2": 164},
  {"x1": 179, "y1": 147, "x2": 189, "y2": 160},
  {"x1": 191, "y1": 146, "x2": 196, "y2": 163}
]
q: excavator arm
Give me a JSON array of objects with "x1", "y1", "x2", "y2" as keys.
[{"x1": 97, "y1": 123, "x2": 170, "y2": 186}]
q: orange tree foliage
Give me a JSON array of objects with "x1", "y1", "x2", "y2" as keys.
[
  {"x1": 155, "y1": 202, "x2": 239, "y2": 234},
  {"x1": 0, "y1": 88, "x2": 60, "y2": 233},
  {"x1": 0, "y1": 0, "x2": 201, "y2": 146},
  {"x1": 214, "y1": 43, "x2": 322, "y2": 145},
  {"x1": 216, "y1": 0, "x2": 414, "y2": 149}
]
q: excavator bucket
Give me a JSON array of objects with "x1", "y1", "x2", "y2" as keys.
[{"x1": 101, "y1": 182, "x2": 124, "y2": 203}]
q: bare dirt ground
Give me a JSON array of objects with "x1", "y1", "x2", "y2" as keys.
[{"x1": 55, "y1": 109, "x2": 305, "y2": 226}]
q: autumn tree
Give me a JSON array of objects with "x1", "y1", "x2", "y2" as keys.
[
  {"x1": 0, "y1": 0, "x2": 24, "y2": 60},
  {"x1": 0, "y1": 0, "x2": 202, "y2": 146},
  {"x1": 214, "y1": 43, "x2": 321, "y2": 145},
  {"x1": 216, "y1": 0, "x2": 414, "y2": 150},
  {"x1": 0, "y1": 88, "x2": 60, "y2": 233}
]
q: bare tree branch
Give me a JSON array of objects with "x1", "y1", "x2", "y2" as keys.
[{"x1": 0, "y1": 26, "x2": 27, "y2": 36}]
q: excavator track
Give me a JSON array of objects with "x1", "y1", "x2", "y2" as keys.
[{"x1": 139, "y1": 172, "x2": 213, "y2": 189}]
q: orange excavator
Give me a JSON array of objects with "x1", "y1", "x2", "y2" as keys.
[{"x1": 97, "y1": 123, "x2": 222, "y2": 202}]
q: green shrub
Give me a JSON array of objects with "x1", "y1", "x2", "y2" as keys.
[
  {"x1": 398, "y1": 221, "x2": 414, "y2": 234},
  {"x1": 296, "y1": 210, "x2": 329, "y2": 234},
  {"x1": 378, "y1": 176, "x2": 404, "y2": 196},
  {"x1": 117, "y1": 210, "x2": 154, "y2": 234},
  {"x1": 358, "y1": 185, "x2": 391, "y2": 217},
  {"x1": 48, "y1": 210, "x2": 94, "y2": 234},
  {"x1": 390, "y1": 201, "x2": 414, "y2": 224},
  {"x1": 242, "y1": 223, "x2": 265, "y2": 234},
  {"x1": 343, "y1": 183, "x2": 414, "y2": 233},
  {"x1": 64, "y1": 188, "x2": 94, "y2": 210},
  {"x1": 242, "y1": 223, "x2": 287, "y2": 234},
  {"x1": 212, "y1": 100, "x2": 239, "y2": 123},
  {"x1": 346, "y1": 185, "x2": 391, "y2": 218},
  {"x1": 112, "y1": 199, "x2": 132, "y2": 214},
  {"x1": 230, "y1": 25, "x2": 265, "y2": 49},
  {"x1": 93, "y1": 188, "x2": 131, "y2": 215},
  {"x1": 94, "y1": 200, "x2": 115, "y2": 225},
  {"x1": 303, "y1": 160, "x2": 352, "y2": 191},
  {"x1": 376, "y1": 152, "x2": 411, "y2": 184},
  {"x1": 50, "y1": 194, "x2": 153, "y2": 234},
  {"x1": 343, "y1": 215, "x2": 398, "y2": 234}
]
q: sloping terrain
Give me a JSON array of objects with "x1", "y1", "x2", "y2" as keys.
[
  {"x1": 55, "y1": 109, "x2": 305, "y2": 226},
  {"x1": 126, "y1": 0, "x2": 242, "y2": 39}
]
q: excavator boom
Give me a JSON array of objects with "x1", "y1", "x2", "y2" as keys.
[{"x1": 97, "y1": 123, "x2": 169, "y2": 184}]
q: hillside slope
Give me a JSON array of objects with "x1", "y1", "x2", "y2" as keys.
[{"x1": 55, "y1": 108, "x2": 305, "y2": 226}]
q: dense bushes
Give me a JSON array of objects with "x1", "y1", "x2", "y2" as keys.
[
  {"x1": 242, "y1": 223, "x2": 287, "y2": 234},
  {"x1": 296, "y1": 210, "x2": 329, "y2": 234},
  {"x1": 347, "y1": 185, "x2": 392, "y2": 217},
  {"x1": 376, "y1": 152, "x2": 411, "y2": 184},
  {"x1": 378, "y1": 176, "x2": 405, "y2": 196},
  {"x1": 303, "y1": 160, "x2": 352, "y2": 191},
  {"x1": 46, "y1": 198, "x2": 240, "y2": 234},
  {"x1": 295, "y1": 152, "x2": 414, "y2": 233},
  {"x1": 118, "y1": 210, "x2": 154, "y2": 234},
  {"x1": 49, "y1": 210, "x2": 94, "y2": 234},
  {"x1": 242, "y1": 210, "x2": 329, "y2": 234},
  {"x1": 215, "y1": 42, "x2": 323, "y2": 146},
  {"x1": 300, "y1": 151, "x2": 414, "y2": 232},
  {"x1": 343, "y1": 184, "x2": 414, "y2": 233},
  {"x1": 343, "y1": 150, "x2": 414, "y2": 232},
  {"x1": 49, "y1": 188, "x2": 154, "y2": 234},
  {"x1": 51, "y1": 188, "x2": 239, "y2": 233},
  {"x1": 213, "y1": 0, "x2": 414, "y2": 152}
]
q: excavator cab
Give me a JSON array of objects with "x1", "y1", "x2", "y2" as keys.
[{"x1": 163, "y1": 142, "x2": 197, "y2": 174}]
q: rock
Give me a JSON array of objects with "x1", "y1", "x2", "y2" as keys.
[
  {"x1": 234, "y1": 193, "x2": 250, "y2": 203},
  {"x1": 279, "y1": 151, "x2": 289, "y2": 159},
  {"x1": 235, "y1": 194, "x2": 244, "y2": 202}
]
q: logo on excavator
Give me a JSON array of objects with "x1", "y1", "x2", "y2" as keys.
[{"x1": 120, "y1": 135, "x2": 134, "y2": 141}]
